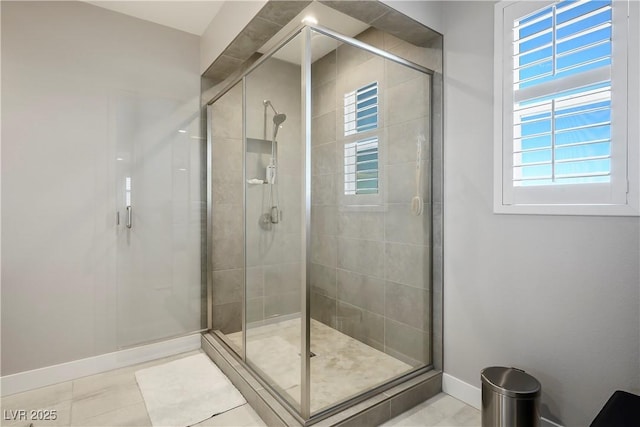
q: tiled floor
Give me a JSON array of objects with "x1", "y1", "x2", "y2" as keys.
[
  {"x1": 226, "y1": 318, "x2": 412, "y2": 412},
  {"x1": 0, "y1": 351, "x2": 262, "y2": 427},
  {"x1": 0, "y1": 350, "x2": 479, "y2": 427},
  {"x1": 384, "y1": 393, "x2": 480, "y2": 426}
]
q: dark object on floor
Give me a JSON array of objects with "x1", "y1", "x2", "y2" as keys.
[{"x1": 590, "y1": 390, "x2": 640, "y2": 427}]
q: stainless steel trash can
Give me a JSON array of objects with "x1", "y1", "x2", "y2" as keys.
[{"x1": 481, "y1": 366, "x2": 541, "y2": 427}]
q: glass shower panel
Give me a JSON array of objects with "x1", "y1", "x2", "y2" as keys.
[
  {"x1": 377, "y1": 59, "x2": 432, "y2": 368},
  {"x1": 209, "y1": 81, "x2": 245, "y2": 355},
  {"x1": 244, "y1": 33, "x2": 304, "y2": 410},
  {"x1": 308, "y1": 29, "x2": 432, "y2": 413},
  {"x1": 113, "y1": 90, "x2": 202, "y2": 348}
]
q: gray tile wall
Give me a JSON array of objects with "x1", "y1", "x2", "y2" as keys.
[
  {"x1": 244, "y1": 57, "x2": 302, "y2": 326},
  {"x1": 210, "y1": 56, "x2": 303, "y2": 340},
  {"x1": 310, "y1": 43, "x2": 339, "y2": 335},
  {"x1": 310, "y1": 28, "x2": 440, "y2": 366},
  {"x1": 210, "y1": 82, "x2": 245, "y2": 335}
]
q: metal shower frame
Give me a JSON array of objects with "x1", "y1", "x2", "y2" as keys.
[{"x1": 206, "y1": 23, "x2": 436, "y2": 424}]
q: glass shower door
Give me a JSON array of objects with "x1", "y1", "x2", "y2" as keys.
[
  {"x1": 243, "y1": 33, "x2": 304, "y2": 411},
  {"x1": 112, "y1": 90, "x2": 202, "y2": 349},
  {"x1": 308, "y1": 28, "x2": 433, "y2": 413}
]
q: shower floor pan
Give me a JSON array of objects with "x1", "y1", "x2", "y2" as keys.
[
  {"x1": 228, "y1": 318, "x2": 411, "y2": 412},
  {"x1": 201, "y1": 319, "x2": 441, "y2": 426}
]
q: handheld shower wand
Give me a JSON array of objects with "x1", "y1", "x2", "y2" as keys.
[
  {"x1": 264, "y1": 104, "x2": 286, "y2": 185},
  {"x1": 272, "y1": 113, "x2": 287, "y2": 139},
  {"x1": 262, "y1": 100, "x2": 287, "y2": 224},
  {"x1": 411, "y1": 134, "x2": 426, "y2": 216}
]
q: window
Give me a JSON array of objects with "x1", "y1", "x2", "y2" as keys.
[
  {"x1": 344, "y1": 82, "x2": 378, "y2": 136},
  {"x1": 344, "y1": 137, "x2": 379, "y2": 195},
  {"x1": 494, "y1": 0, "x2": 639, "y2": 215},
  {"x1": 342, "y1": 81, "x2": 381, "y2": 199}
]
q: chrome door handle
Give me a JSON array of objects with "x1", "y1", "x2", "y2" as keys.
[{"x1": 126, "y1": 206, "x2": 132, "y2": 229}]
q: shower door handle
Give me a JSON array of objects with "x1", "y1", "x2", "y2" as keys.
[{"x1": 126, "y1": 206, "x2": 132, "y2": 229}]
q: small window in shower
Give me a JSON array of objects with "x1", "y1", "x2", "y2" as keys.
[
  {"x1": 344, "y1": 82, "x2": 378, "y2": 136},
  {"x1": 344, "y1": 137, "x2": 378, "y2": 195}
]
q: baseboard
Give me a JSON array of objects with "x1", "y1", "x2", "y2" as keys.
[
  {"x1": 442, "y1": 373, "x2": 564, "y2": 427},
  {"x1": 1, "y1": 333, "x2": 201, "y2": 397},
  {"x1": 442, "y1": 372, "x2": 481, "y2": 409}
]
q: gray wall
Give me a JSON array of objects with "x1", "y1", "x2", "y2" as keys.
[
  {"x1": 209, "y1": 57, "x2": 302, "y2": 336},
  {"x1": 441, "y1": 2, "x2": 640, "y2": 426},
  {"x1": 309, "y1": 28, "x2": 440, "y2": 366},
  {"x1": 1, "y1": 1, "x2": 202, "y2": 375},
  {"x1": 209, "y1": 82, "x2": 245, "y2": 334}
]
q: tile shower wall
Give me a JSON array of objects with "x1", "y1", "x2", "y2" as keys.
[
  {"x1": 210, "y1": 58, "x2": 302, "y2": 335},
  {"x1": 310, "y1": 28, "x2": 439, "y2": 366},
  {"x1": 245, "y1": 58, "x2": 302, "y2": 325},
  {"x1": 210, "y1": 82, "x2": 244, "y2": 334}
]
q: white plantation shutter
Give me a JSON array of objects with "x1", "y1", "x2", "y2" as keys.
[
  {"x1": 496, "y1": 0, "x2": 635, "y2": 211},
  {"x1": 343, "y1": 81, "x2": 381, "y2": 198},
  {"x1": 344, "y1": 82, "x2": 378, "y2": 136},
  {"x1": 344, "y1": 137, "x2": 379, "y2": 195}
]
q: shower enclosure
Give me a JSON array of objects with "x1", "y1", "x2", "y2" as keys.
[{"x1": 206, "y1": 22, "x2": 440, "y2": 423}]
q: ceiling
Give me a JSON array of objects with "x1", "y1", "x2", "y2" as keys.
[
  {"x1": 86, "y1": 1, "x2": 370, "y2": 66},
  {"x1": 259, "y1": 2, "x2": 370, "y2": 64},
  {"x1": 86, "y1": 1, "x2": 225, "y2": 36},
  {"x1": 86, "y1": 1, "x2": 369, "y2": 45}
]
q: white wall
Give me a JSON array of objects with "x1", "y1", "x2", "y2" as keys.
[
  {"x1": 439, "y1": 2, "x2": 640, "y2": 426},
  {"x1": 1, "y1": 1, "x2": 202, "y2": 375}
]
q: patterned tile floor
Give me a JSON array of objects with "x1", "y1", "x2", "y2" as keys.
[{"x1": 0, "y1": 351, "x2": 479, "y2": 427}]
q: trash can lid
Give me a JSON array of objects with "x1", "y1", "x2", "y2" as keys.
[{"x1": 481, "y1": 366, "x2": 541, "y2": 398}]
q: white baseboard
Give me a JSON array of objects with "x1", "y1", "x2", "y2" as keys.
[
  {"x1": 442, "y1": 373, "x2": 564, "y2": 427},
  {"x1": 443, "y1": 373, "x2": 482, "y2": 409},
  {"x1": 1, "y1": 333, "x2": 201, "y2": 397}
]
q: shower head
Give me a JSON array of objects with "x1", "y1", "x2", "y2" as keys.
[
  {"x1": 264, "y1": 100, "x2": 286, "y2": 140},
  {"x1": 272, "y1": 113, "x2": 286, "y2": 140},
  {"x1": 273, "y1": 113, "x2": 287, "y2": 127}
]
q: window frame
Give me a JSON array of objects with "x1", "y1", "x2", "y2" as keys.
[{"x1": 493, "y1": 0, "x2": 640, "y2": 216}]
